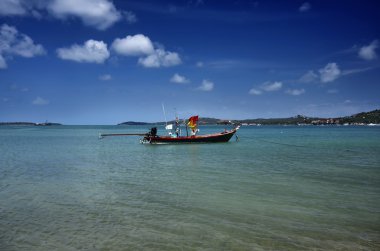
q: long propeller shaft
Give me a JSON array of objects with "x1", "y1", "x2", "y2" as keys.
[{"x1": 99, "y1": 133, "x2": 146, "y2": 139}]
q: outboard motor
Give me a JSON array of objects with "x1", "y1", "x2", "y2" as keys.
[
  {"x1": 149, "y1": 127, "x2": 157, "y2": 137},
  {"x1": 141, "y1": 127, "x2": 158, "y2": 144}
]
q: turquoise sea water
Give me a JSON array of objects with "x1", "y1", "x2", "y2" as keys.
[{"x1": 0, "y1": 125, "x2": 379, "y2": 250}]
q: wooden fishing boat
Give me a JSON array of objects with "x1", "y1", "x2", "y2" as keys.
[
  {"x1": 140, "y1": 126, "x2": 239, "y2": 144},
  {"x1": 99, "y1": 115, "x2": 240, "y2": 144}
]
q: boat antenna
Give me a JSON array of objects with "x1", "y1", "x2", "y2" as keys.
[
  {"x1": 174, "y1": 108, "x2": 179, "y2": 123},
  {"x1": 162, "y1": 103, "x2": 167, "y2": 126}
]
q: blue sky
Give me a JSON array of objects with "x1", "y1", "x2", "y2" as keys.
[{"x1": 0, "y1": 0, "x2": 379, "y2": 124}]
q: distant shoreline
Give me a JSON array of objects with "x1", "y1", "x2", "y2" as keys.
[
  {"x1": 119, "y1": 109, "x2": 380, "y2": 126},
  {"x1": 1, "y1": 109, "x2": 379, "y2": 126},
  {"x1": 0, "y1": 122, "x2": 62, "y2": 126}
]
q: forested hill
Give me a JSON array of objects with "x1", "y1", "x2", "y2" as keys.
[{"x1": 118, "y1": 109, "x2": 380, "y2": 126}]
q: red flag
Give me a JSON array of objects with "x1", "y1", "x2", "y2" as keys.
[{"x1": 187, "y1": 115, "x2": 198, "y2": 129}]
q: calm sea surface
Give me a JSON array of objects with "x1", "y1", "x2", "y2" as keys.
[{"x1": 0, "y1": 125, "x2": 379, "y2": 250}]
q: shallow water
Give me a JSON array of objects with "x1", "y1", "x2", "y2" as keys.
[{"x1": 0, "y1": 125, "x2": 379, "y2": 250}]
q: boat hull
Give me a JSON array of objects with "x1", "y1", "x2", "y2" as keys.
[{"x1": 144, "y1": 128, "x2": 238, "y2": 144}]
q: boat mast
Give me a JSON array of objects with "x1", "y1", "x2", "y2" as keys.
[
  {"x1": 185, "y1": 118, "x2": 189, "y2": 137},
  {"x1": 162, "y1": 103, "x2": 167, "y2": 127},
  {"x1": 174, "y1": 108, "x2": 180, "y2": 136}
]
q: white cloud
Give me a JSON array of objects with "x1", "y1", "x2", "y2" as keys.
[
  {"x1": 286, "y1": 88, "x2": 305, "y2": 96},
  {"x1": 0, "y1": 0, "x2": 47, "y2": 17},
  {"x1": 249, "y1": 81, "x2": 282, "y2": 96},
  {"x1": 168, "y1": 5, "x2": 177, "y2": 13},
  {"x1": 358, "y1": 40, "x2": 378, "y2": 60},
  {"x1": 0, "y1": 0, "x2": 122, "y2": 30},
  {"x1": 111, "y1": 33, "x2": 182, "y2": 68},
  {"x1": 0, "y1": 24, "x2": 45, "y2": 69},
  {"x1": 196, "y1": 61, "x2": 204, "y2": 67},
  {"x1": 112, "y1": 34, "x2": 154, "y2": 56},
  {"x1": 99, "y1": 74, "x2": 111, "y2": 81},
  {"x1": 9, "y1": 84, "x2": 29, "y2": 92},
  {"x1": 319, "y1": 62, "x2": 341, "y2": 83},
  {"x1": 342, "y1": 66, "x2": 378, "y2": 76},
  {"x1": 0, "y1": 0, "x2": 27, "y2": 16},
  {"x1": 138, "y1": 48, "x2": 181, "y2": 68},
  {"x1": 249, "y1": 88, "x2": 262, "y2": 95},
  {"x1": 197, "y1": 80, "x2": 214, "y2": 91},
  {"x1": 11, "y1": 35, "x2": 44, "y2": 58},
  {"x1": 261, "y1": 81, "x2": 282, "y2": 91},
  {"x1": 299, "y1": 70, "x2": 318, "y2": 83},
  {"x1": 32, "y1": 96, "x2": 49, "y2": 105},
  {"x1": 196, "y1": 0, "x2": 204, "y2": 6},
  {"x1": 300, "y1": 63, "x2": 371, "y2": 85},
  {"x1": 299, "y1": 2, "x2": 311, "y2": 12},
  {"x1": 207, "y1": 59, "x2": 243, "y2": 69},
  {"x1": 0, "y1": 55, "x2": 7, "y2": 69},
  {"x1": 48, "y1": 0, "x2": 121, "y2": 30},
  {"x1": 327, "y1": 89, "x2": 339, "y2": 94},
  {"x1": 57, "y1": 39, "x2": 109, "y2": 63},
  {"x1": 123, "y1": 11, "x2": 137, "y2": 24},
  {"x1": 170, "y1": 73, "x2": 190, "y2": 84}
]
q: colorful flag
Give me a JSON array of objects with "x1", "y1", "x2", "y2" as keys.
[{"x1": 187, "y1": 115, "x2": 198, "y2": 130}]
